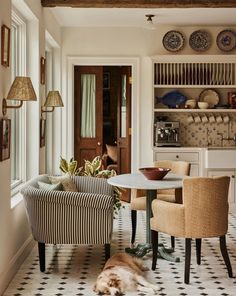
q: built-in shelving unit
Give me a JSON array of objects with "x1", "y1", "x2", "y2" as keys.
[
  {"x1": 154, "y1": 85, "x2": 236, "y2": 89},
  {"x1": 154, "y1": 62, "x2": 236, "y2": 86},
  {"x1": 152, "y1": 55, "x2": 236, "y2": 149},
  {"x1": 154, "y1": 108, "x2": 236, "y2": 113},
  {"x1": 152, "y1": 55, "x2": 236, "y2": 114}
]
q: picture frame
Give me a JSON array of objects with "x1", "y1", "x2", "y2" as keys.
[
  {"x1": 40, "y1": 57, "x2": 46, "y2": 85},
  {"x1": 0, "y1": 118, "x2": 11, "y2": 161},
  {"x1": 1, "y1": 25, "x2": 10, "y2": 67},
  {"x1": 103, "y1": 72, "x2": 110, "y2": 89},
  {"x1": 40, "y1": 118, "x2": 46, "y2": 147}
]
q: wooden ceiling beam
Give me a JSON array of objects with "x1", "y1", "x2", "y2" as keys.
[{"x1": 41, "y1": 0, "x2": 236, "y2": 8}]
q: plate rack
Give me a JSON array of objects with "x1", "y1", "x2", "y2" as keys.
[{"x1": 154, "y1": 62, "x2": 236, "y2": 86}]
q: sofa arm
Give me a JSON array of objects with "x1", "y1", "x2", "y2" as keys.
[{"x1": 21, "y1": 186, "x2": 114, "y2": 211}]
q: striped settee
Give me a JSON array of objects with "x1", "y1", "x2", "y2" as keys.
[{"x1": 21, "y1": 174, "x2": 114, "y2": 272}]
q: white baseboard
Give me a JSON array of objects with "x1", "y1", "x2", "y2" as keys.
[{"x1": 0, "y1": 236, "x2": 35, "y2": 295}]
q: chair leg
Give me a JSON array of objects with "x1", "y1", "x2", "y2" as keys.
[
  {"x1": 151, "y1": 230, "x2": 158, "y2": 271},
  {"x1": 171, "y1": 236, "x2": 175, "y2": 250},
  {"x1": 185, "y1": 238, "x2": 192, "y2": 284},
  {"x1": 196, "y1": 238, "x2": 202, "y2": 265},
  {"x1": 38, "y1": 242, "x2": 45, "y2": 272},
  {"x1": 131, "y1": 210, "x2": 137, "y2": 245},
  {"x1": 219, "y1": 235, "x2": 233, "y2": 278},
  {"x1": 105, "y1": 243, "x2": 110, "y2": 261}
]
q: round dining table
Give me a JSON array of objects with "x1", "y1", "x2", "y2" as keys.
[{"x1": 108, "y1": 172, "x2": 183, "y2": 261}]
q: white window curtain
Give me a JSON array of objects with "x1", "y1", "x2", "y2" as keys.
[{"x1": 80, "y1": 74, "x2": 96, "y2": 138}]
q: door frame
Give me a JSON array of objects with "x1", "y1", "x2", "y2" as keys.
[{"x1": 63, "y1": 56, "x2": 140, "y2": 172}]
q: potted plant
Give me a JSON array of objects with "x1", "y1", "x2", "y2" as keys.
[{"x1": 59, "y1": 156, "x2": 123, "y2": 216}]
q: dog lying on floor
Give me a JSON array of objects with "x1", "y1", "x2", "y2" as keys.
[{"x1": 93, "y1": 253, "x2": 160, "y2": 295}]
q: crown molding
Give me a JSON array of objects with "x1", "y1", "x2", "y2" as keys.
[{"x1": 41, "y1": 0, "x2": 236, "y2": 8}]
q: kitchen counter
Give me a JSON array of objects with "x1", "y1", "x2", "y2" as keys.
[{"x1": 154, "y1": 146, "x2": 236, "y2": 150}]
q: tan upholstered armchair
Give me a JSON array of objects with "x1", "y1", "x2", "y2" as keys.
[
  {"x1": 21, "y1": 175, "x2": 114, "y2": 272},
  {"x1": 130, "y1": 160, "x2": 190, "y2": 245},
  {"x1": 151, "y1": 176, "x2": 233, "y2": 284}
]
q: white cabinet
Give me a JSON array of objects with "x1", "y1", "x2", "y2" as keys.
[
  {"x1": 207, "y1": 170, "x2": 235, "y2": 203},
  {"x1": 153, "y1": 148, "x2": 202, "y2": 177}
]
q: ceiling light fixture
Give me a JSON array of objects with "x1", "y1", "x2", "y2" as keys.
[{"x1": 145, "y1": 14, "x2": 156, "y2": 30}]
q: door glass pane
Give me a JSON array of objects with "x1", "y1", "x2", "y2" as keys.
[
  {"x1": 121, "y1": 74, "x2": 126, "y2": 137},
  {"x1": 80, "y1": 74, "x2": 96, "y2": 138}
]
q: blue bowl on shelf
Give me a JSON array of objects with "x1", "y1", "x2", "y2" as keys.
[{"x1": 161, "y1": 91, "x2": 187, "y2": 108}]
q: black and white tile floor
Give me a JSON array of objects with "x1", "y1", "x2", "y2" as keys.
[{"x1": 3, "y1": 205, "x2": 236, "y2": 296}]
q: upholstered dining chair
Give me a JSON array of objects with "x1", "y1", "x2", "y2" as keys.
[
  {"x1": 130, "y1": 160, "x2": 190, "y2": 246},
  {"x1": 21, "y1": 174, "x2": 114, "y2": 272},
  {"x1": 151, "y1": 176, "x2": 233, "y2": 284}
]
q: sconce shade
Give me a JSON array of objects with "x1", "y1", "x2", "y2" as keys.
[
  {"x1": 44, "y1": 91, "x2": 64, "y2": 107},
  {"x1": 6, "y1": 76, "x2": 37, "y2": 101}
]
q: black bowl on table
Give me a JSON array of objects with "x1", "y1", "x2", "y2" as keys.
[{"x1": 139, "y1": 167, "x2": 171, "y2": 180}]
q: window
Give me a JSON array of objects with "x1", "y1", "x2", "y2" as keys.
[{"x1": 10, "y1": 10, "x2": 27, "y2": 189}]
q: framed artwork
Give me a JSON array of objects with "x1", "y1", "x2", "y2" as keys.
[
  {"x1": 40, "y1": 118, "x2": 46, "y2": 147},
  {"x1": 40, "y1": 57, "x2": 46, "y2": 85},
  {"x1": 103, "y1": 72, "x2": 110, "y2": 89},
  {"x1": 1, "y1": 25, "x2": 10, "y2": 67},
  {"x1": 0, "y1": 118, "x2": 11, "y2": 161}
]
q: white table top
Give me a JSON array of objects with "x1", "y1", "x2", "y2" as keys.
[{"x1": 108, "y1": 172, "x2": 183, "y2": 190}]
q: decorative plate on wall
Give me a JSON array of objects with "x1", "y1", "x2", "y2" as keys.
[
  {"x1": 216, "y1": 29, "x2": 236, "y2": 52},
  {"x1": 189, "y1": 30, "x2": 211, "y2": 52},
  {"x1": 162, "y1": 30, "x2": 185, "y2": 52}
]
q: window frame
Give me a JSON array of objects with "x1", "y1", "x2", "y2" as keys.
[{"x1": 10, "y1": 9, "x2": 27, "y2": 192}]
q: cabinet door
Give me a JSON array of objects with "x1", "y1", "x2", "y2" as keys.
[
  {"x1": 154, "y1": 151, "x2": 200, "y2": 176},
  {"x1": 207, "y1": 170, "x2": 235, "y2": 203}
]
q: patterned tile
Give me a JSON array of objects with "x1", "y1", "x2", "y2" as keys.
[
  {"x1": 160, "y1": 113, "x2": 236, "y2": 147},
  {"x1": 3, "y1": 206, "x2": 236, "y2": 296}
]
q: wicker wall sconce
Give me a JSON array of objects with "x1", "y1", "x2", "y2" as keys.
[
  {"x1": 2, "y1": 76, "x2": 37, "y2": 116},
  {"x1": 41, "y1": 91, "x2": 64, "y2": 118}
]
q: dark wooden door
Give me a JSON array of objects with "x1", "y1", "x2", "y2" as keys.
[
  {"x1": 74, "y1": 66, "x2": 103, "y2": 167},
  {"x1": 117, "y1": 66, "x2": 132, "y2": 201}
]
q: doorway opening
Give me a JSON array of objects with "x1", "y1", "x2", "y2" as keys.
[{"x1": 74, "y1": 65, "x2": 132, "y2": 201}]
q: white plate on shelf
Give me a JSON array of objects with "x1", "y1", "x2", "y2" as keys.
[{"x1": 199, "y1": 89, "x2": 220, "y2": 108}]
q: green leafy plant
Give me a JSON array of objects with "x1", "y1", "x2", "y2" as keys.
[{"x1": 59, "y1": 156, "x2": 124, "y2": 216}]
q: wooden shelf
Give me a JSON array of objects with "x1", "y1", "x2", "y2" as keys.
[
  {"x1": 154, "y1": 108, "x2": 236, "y2": 113},
  {"x1": 154, "y1": 85, "x2": 236, "y2": 89}
]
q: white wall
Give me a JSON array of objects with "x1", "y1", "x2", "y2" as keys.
[
  {"x1": 61, "y1": 25, "x2": 236, "y2": 169},
  {"x1": 0, "y1": 1, "x2": 61, "y2": 294}
]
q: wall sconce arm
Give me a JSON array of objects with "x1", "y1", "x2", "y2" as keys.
[
  {"x1": 2, "y1": 98, "x2": 23, "y2": 116},
  {"x1": 41, "y1": 106, "x2": 55, "y2": 117}
]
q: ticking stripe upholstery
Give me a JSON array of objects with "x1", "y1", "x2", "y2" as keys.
[{"x1": 21, "y1": 175, "x2": 114, "y2": 245}]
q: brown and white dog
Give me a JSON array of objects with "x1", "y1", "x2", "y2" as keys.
[{"x1": 93, "y1": 253, "x2": 160, "y2": 295}]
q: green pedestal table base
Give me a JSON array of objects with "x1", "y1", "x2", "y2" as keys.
[{"x1": 125, "y1": 243, "x2": 180, "y2": 262}]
